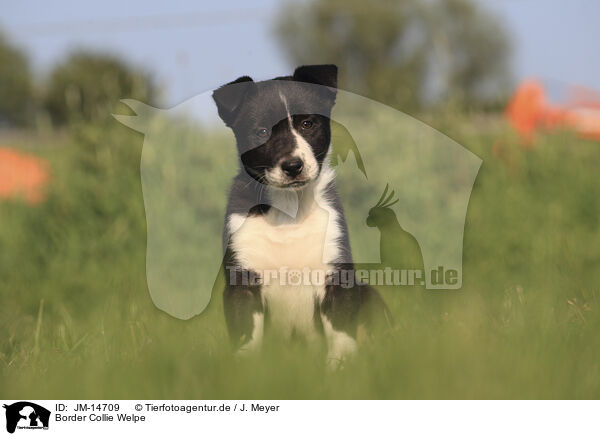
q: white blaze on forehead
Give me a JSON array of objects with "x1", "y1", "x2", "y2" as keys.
[
  {"x1": 277, "y1": 91, "x2": 319, "y2": 180},
  {"x1": 279, "y1": 91, "x2": 294, "y2": 128}
]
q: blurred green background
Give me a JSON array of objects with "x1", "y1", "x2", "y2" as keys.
[{"x1": 1, "y1": 0, "x2": 599, "y2": 399}]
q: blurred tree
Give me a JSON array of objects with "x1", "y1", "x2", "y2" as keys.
[
  {"x1": 44, "y1": 52, "x2": 157, "y2": 125},
  {"x1": 0, "y1": 32, "x2": 34, "y2": 126},
  {"x1": 275, "y1": 0, "x2": 511, "y2": 111},
  {"x1": 429, "y1": 0, "x2": 512, "y2": 108}
]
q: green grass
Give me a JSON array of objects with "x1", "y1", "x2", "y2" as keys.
[{"x1": 1, "y1": 115, "x2": 599, "y2": 399}]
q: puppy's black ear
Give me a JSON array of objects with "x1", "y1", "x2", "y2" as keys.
[
  {"x1": 293, "y1": 64, "x2": 337, "y2": 90},
  {"x1": 212, "y1": 76, "x2": 254, "y2": 126}
]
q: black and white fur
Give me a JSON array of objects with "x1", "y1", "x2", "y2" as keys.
[{"x1": 213, "y1": 65, "x2": 382, "y2": 367}]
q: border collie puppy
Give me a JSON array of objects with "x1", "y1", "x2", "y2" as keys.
[{"x1": 213, "y1": 65, "x2": 382, "y2": 366}]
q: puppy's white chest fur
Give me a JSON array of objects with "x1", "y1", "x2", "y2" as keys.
[
  {"x1": 231, "y1": 202, "x2": 330, "y2": 273},
  {"x1": 228, "y1": 172, "x2": 341, "y2": 338}
]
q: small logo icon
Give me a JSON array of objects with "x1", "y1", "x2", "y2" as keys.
[{"x1": 3, "y1": 402, "x2": 50, "y2": 434}]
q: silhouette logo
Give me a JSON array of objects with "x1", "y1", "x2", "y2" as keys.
[
  {"x1": 3, "y1": 402, "x2": 50, "y2": 433},
  {"x1": 366, "y1": 184, "x2": 424, "y2": 272},
  {"x1": 114, "y1": 83, "x2": 482, "y2": 320}
]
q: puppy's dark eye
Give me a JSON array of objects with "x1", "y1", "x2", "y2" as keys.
[
  {"x1": 256, "y1": 128, "x2": 269, "y2": 138},
  {"x1": 301, "y1": 120, "x2": 313, "y2": 129}
]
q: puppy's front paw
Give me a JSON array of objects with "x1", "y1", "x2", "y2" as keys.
[
  {"x1": 322, "y1": 315, "x2": 358, "y2": 370},
  {"x1": 233, "y1": 312, "x2": 264, "y2": 358},
  {"x1": 325, "y1": 336, "x2": 357, "y2": 371}
]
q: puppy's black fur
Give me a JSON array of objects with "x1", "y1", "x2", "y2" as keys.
[{"x1": 213, "y1": 65, "x2": 388, "y2": 362}]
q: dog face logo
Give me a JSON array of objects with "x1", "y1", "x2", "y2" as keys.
[{"x1": 3, "y1": 402, "x2": 50, "y2": 434}]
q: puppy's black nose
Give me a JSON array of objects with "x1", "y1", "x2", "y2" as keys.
[{"x1": 281, "y1": 158, "x2": 304, "y2": 177}]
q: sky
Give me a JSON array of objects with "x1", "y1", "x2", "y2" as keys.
[{"x1": 2, "y1": 0, "x2": 599, "y2": 107}]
